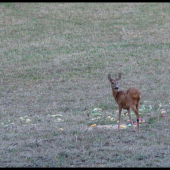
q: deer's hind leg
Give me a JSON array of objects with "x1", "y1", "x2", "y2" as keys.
[
  {"x1": 130, "y1": 105, "x2": 139, "y2": 133},
  {"x1": 127, "y1": 108, "x2": 134, "y2": 131},
  {"x1": 136, "y1": 100, "x2": 140, "y2": 113}
]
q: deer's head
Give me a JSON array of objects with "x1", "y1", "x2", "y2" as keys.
[{"x1": 108, "y1": 73, "x2": 121, "y2": 90}]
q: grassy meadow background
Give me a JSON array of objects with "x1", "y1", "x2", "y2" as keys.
[{"x1": 0, "y1": 3, "x2": 170, "y2": 167}]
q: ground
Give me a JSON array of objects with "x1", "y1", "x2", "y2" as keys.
[{"x1": 0, "y1": 3, "x2": 170, "y2": 167}]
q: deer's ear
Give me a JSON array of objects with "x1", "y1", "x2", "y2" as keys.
[
  {"x1": 108, "y1": 74, "x2": 112, "y2": 81},
  {"x1": 117, "y1": 73, "x2": 121, "y2": 80}
]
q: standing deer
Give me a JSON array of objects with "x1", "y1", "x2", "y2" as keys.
[{"x1": 108, "y1": 73, "x2": 141, "y2": 133}]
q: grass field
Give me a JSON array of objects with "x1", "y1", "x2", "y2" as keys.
[{"x1": 1, "y1": 3, "x2": 170, "y2": 167}]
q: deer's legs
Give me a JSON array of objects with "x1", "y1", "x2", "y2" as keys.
[
  {"x1": 136, "y1": 102, "x2": 140, "y2": 113},
  {"x1": 127, "y1": 108, "x2": 134, "y2": 130},
  {"x1": 118, "y1": 106, "x2": 122, "y2": 132},
  {"x1": 131, "y1": 105, "x2": 139, "y2": 133}
]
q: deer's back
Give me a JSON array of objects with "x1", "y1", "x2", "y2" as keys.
[
  {"x1": 127, "y1": 87, "x2": 141, "y2": 99},
  {"x1": 116, "y1": 87, "x2": 141, "y2": 109}
]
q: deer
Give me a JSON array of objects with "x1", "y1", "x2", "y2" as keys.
[{"x1": 108, "y1": 73, "x2": 141, "y2": 133}]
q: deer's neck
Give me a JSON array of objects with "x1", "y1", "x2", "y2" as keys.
[{"x1": 112, "y1": 88, "x2": 119, "y2": 101}]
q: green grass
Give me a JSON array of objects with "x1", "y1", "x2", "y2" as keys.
[{"x1": 0, "y1": 2, "x2": 170, "y2": 167}]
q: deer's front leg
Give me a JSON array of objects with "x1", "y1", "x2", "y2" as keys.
[{"x1": 118, "y1": 106, "x2": 122, "y2": 132}]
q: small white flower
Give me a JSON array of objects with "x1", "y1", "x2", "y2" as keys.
[{"x1": 25, "y1": 119, "x2": 31, "y2": 123}]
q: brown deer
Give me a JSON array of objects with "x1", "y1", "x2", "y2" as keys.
[{"x1": 108, "y1": 73, "x2": 141, "y2": 133}]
